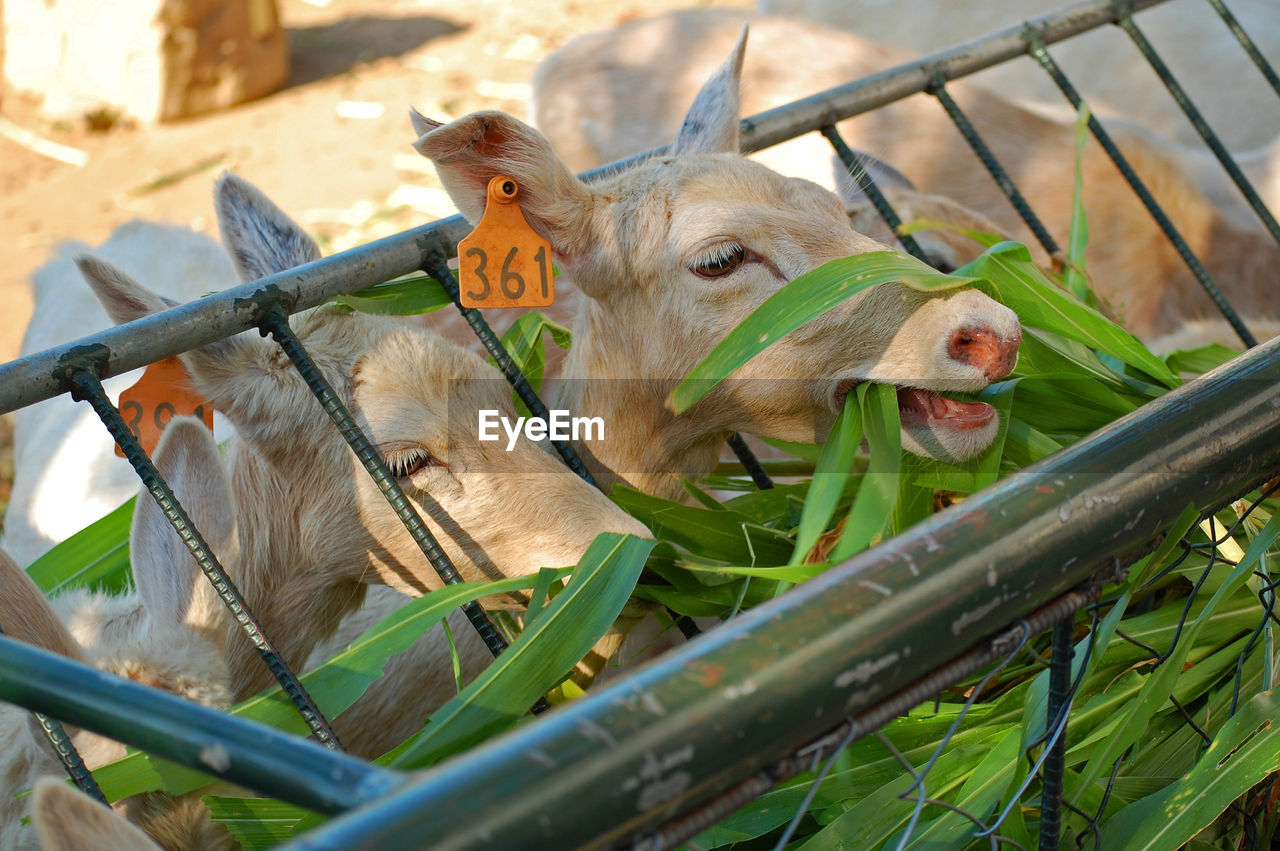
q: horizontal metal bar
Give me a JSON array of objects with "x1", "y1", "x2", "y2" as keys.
[
  {"x1": 0, "y1": 635, "x2": 406, "y2": 814},
  {"x1": 0, "y1": 218, "x2": 466, "y2": 415},
  {"x1": 280, "y1": 337, "x2": 1280, "y2": 850},
  {"x1": 0, "y1": 0, "x2": 1171, "y2": 417}
]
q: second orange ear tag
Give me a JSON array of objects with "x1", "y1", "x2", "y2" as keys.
[
  {"x1": 113, "y1": 357, "x2": 214, "y2": 459},
  {"x1": 457, "y1": 175, "x2": 554, "y2": 309}
]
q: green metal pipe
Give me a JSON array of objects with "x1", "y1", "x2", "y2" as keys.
[
  {"x1": 282, "y1": 338, "x2": 1280, "y2": 850},
  {"x1": 0, "y1": 636, "x2": 406, "y2": 815}
]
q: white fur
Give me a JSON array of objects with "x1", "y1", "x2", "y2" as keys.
[{"x1": 4, "y1": 222, "x2": 236, "y2": 567}]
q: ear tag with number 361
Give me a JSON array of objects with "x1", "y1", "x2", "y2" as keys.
[
  {"x1": 113, "y1": 357, "x2": 214, "y2": 459},
  {"x1": 457, "y1": 175, "x2": 554, "y2": 309}
]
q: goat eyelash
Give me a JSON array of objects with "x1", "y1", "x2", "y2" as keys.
[
  {"x1": 384, "y1": 447, "x2": 437, "y2": 479},
  {"x1": 688, "y1": 242, "x2": 748, "y2": 278}
]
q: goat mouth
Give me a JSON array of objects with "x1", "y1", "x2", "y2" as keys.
[
  {"x1": 833, "y1": 380, "x2": 994, "y2": 433},
  {"x1": 896, "y1": 387, "x2": 994, "y2": 432}
]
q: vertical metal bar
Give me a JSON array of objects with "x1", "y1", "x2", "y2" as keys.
[
  {"x1": 1026, "y1": 32, "x2": 1258, "y2": 348},
  {"x1": 726, "y1": 433, "x2": 774, "y2": 490},
  {"x1": 254, "y1": 305, "x2": 512, "y2": 661},
  {"x1": 1118, "y1": 14, "x2": 1280, "y2": 247},
  {"x1": 422, "y1": 253, "x2": 600, "y2": 489},
  {"x1": 1040, "y1": 619, "x2": 1074, "y2": 851},
  {"x1": 32, "y1": 710, "x2": 109, "y2": 804},
  {"x1": 927, "y1": 75, "x2": 1063, "y2": 257},
  {"x1": 1205, "y1": 0, "x2": 1280, "y2": 97},
  {"x1": 424, "y1": 255, "x2": 772, "y2": 495},
  {"x1": 820, "y1": 124, "x2": 931, "y2": 265},
  {"x1": 61, "y1": 363, "x2": 343, "y2": 751},
  {"x1": 0, "y1": 624, "x2": 110, "y2": 805}
]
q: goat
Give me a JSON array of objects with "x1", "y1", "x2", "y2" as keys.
[
  {"x1": 530, "y1": 8, "x2": 1280, "y2": 344},
  {"x1": 30, "y1": 778, "x2": 160, "y2": 851},
  {"x1": 77, "y1": 173, "x2": 650, "y2": 757},
  {"x1": 4, "y1": 223, "x2": 236, "y2": 567},
  {"x1": 0, "y1": 418, "x2": 236, "y2": 851},
  {"x1": 758, "y1": 0, "x2": 1280, "y2": 151},
  {"x1": 415, "y1": 24, "x2": 1022, "y2": 505}
]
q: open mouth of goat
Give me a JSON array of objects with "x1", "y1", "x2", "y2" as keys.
[{"x1": 833, "y1": 380, "x2": 995, "y2": 433}]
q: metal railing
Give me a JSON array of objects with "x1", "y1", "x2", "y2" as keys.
[{"x1": 0, "y1": 0, "x2": 1277, "y2": 847}]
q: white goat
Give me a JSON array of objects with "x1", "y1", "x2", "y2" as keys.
[
  {"x1": 77, "y1": 173, "x2": 650, "y2": 757},
  {"x1": 531, "y1": 8, "x2": 1280, "y2": 344},
  {"x1": 4, "y1": 223, "x2": 235, "y2": 567},
  {"x1": 759, "y1": 0, "x2": 1280, "y2": 151},
  {"x1": 0, "y1": 418, "x2": 236, "y2": 851},
  {"x1": 417, "y1": 26, "x2": 1022, "y2": 504}
]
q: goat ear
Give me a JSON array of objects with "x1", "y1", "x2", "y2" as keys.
[
  {"x1": 0, "y1": 547, "x2": 84, "y2": 662},
  {"x1": 831, "y1": 151, "x2": 917, "y2": 207},
  {"x1": 130, "y1": 418, "x2": 235, "y2": 652},
  {"x1": 32, "y1": 778, "x2": 161, "y2": 851},
  {"x1": 671, "y1": 23, "x2": 748, "y2": 156},
  {"x1": 214, "y1": 173, "x2": 322, "y2": 283},
  {"x1": 76, "y1": 252, "x2": 276, "y2": 434},
  {"x1": 74, "y1": 256, "x2": 177, "y2": 325},
  {"x1": 412, "y1": 110, "x2": 597, "y2": 257}
]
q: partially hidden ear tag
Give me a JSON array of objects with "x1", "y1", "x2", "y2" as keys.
[
  {"x1": 113, "y1": 357, "x2": 214, "y2": 459},
  {"x1": 456, "y1": 175, "x2": 554, "y2": 309}
]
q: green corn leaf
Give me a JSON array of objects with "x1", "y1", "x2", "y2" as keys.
[
  {"x1": 790, "y1": 393, "x2": 863, "y2": 566},
  {"x1": 904, "y1": 726, "x2": 1021, "y2": 847},
  {"x1": 495, "y1": 310, "x2": 572, "y2": 404},
  {"x1": 1163, "y1": 343, "x2": 1241, "y2": 375},
  {"x1": 1063, "y1": 103, "x2": 1092, "y2": 302},
  {"x1": 1101, "y1": 690, "x2": 1280, "y2": 850},
  {"x1": 897, "y1": 217, "x2": 1007, "y2": 249},
  {"x1": 610, "y1": 485, "x2": 793, "y2": 564},
  {"x1": 331, "y1": 275, "x2": 451, "y2": 315},
  {"x1": 957, "y1": 242, "x2": 1178, "y2": 389},
  {"x1": 387, "y1": 533, "x2": 654, "y2": 768},
  {"x1": 205, "y1": 796, "x2": 309, "y2": 849},
  {"x1": 91, "y1": 572, "x2": 561, "y2": 802},
  {"x1": 829, "y1": 383, "x2": 901, "y2": 562},
  {"x1": 27, "y1": 497, "x2": 134, "y2": 594},
  {"x1": 1068, "y1": 504, "x2": 1280, "y2": 799},
  {"x1": 670, "y1": 251, "x2": 970, "y2": 412}
]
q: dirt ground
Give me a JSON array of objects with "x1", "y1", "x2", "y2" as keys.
[{"x1": 0, "y1": 0, "x2": 747, "y2": 527}]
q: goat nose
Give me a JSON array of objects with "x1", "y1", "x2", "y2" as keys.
[{"x1": 947, "y1": 326, "x2": 1021, "y2": 381}]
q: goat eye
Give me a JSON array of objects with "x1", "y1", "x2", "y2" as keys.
[
  {"x1": 384, "y1": 447, "x2": 436, "y2": 479},
  {"x1": 690, "y1": 243, "x2": 747, "y2": 278}
]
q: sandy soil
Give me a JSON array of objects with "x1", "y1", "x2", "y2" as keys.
[{"x1": 0, "y1": 0, "x2": 746, "y2": 527}]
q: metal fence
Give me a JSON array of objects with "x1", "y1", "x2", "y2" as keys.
[{"x1": 1, "y1": 0, "x2": 1278, "y2": 847}]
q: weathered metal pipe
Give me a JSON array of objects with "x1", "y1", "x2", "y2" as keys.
[{"x1": 0, "y1": 636, "x2": 406, "y2": 814}]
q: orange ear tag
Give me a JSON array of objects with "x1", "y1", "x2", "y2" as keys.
[
  {"x1": 456, "y1": 175, "x2": 554, "y2": 309},
  {"x1": 113, "y1": 357, "x2": 215, "y2": 459}
]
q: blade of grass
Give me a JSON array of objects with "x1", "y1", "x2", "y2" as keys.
[
  {"x1": 387, "y1": 533, "x2": 654, "y2": 768},
  {"x1": 830, "y1": 383, "x2": 901, "y2": 562},
  {"x1": 790, "y1": 393, "x2": 863, "y2": 566}
]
